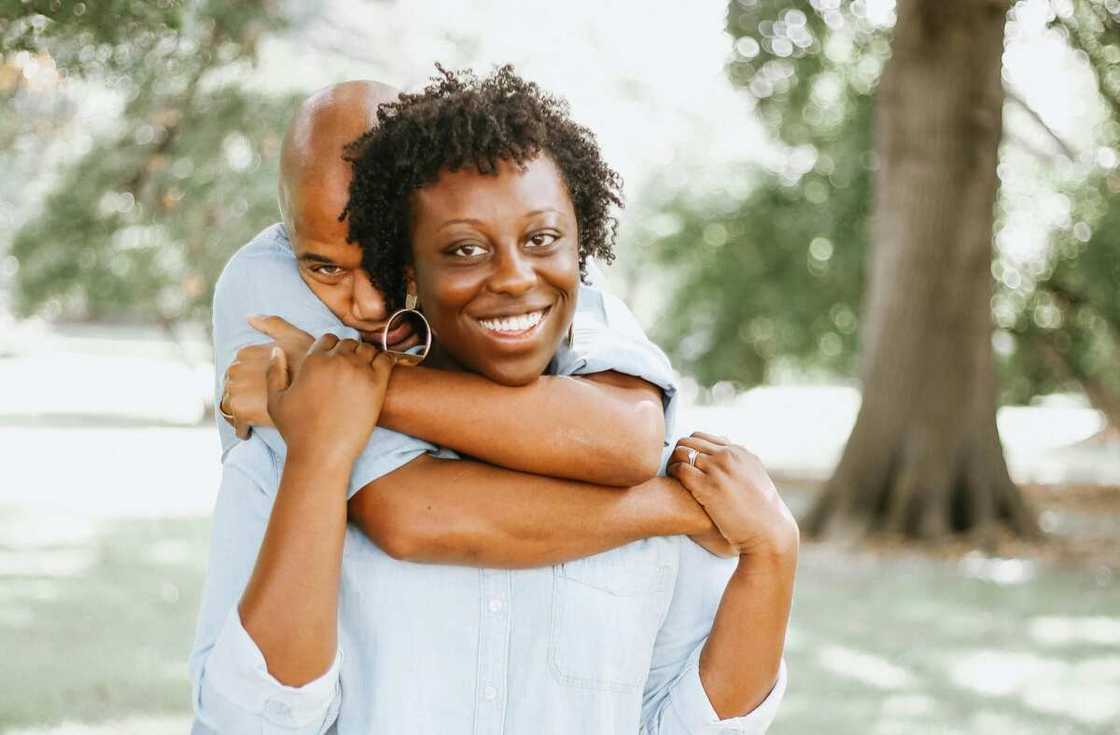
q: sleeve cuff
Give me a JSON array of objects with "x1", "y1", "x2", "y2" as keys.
[
  {"x1": 669, "y1": 644, "x2": 787, "y2": 734},
  {"x1": 347, "y1": 427, "x2": 456, "y2": 498},
  {"x1": 203, "y1": 607, "x2": 342, "y2": 727}
]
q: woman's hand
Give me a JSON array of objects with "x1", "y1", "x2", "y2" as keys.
[
  {"x1": 267, "y1": 333, "x2": 393, "y2": 466},
  {"x1": 220, "y1": 316, "x2": 316, "y2": 438},
  {"x1": 668, "y1": 432, "x2": 799, "y2": 558}
]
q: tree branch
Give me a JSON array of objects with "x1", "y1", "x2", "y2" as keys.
[{"x1": 1004, "y1": 85, "x2": 1077, "y2": 160}]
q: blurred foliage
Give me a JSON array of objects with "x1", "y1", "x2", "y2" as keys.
[
  {"x1": 2, "y1": 0, "x2": 299, "y2": 324},
  {"x1": 1001, "y1": 0, "x2": 1120, "y2": 424},
  {"x1": 652, "y1": 0, "x2": 1120, "y2": 423},
  {"x1": 651, "y1": 0, "x2": 886, "y2": 387}
]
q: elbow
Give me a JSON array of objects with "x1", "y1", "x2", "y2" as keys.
[
  {"x1": 611, "y1": 400, "x2": 665, "y2": 486},
  {"x1": 362, "y1": 510, "x2": 431, "y2": 562}
]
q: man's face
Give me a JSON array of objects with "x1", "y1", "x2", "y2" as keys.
[{"x1": 290, "y1": 196, "x2": 411, "y2": 347}]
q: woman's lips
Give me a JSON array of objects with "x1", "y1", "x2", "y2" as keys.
[{"x1": 473, "y1": 306, "x2": 552, "y2": 340}]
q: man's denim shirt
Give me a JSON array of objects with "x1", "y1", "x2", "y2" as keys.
[{"x1": 190, "y1": 224, "x2": 787, "y2": 734}]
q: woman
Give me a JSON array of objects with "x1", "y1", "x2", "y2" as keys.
[{"x1": 192, "y1": 66, "x2": 796, "y2": 734}]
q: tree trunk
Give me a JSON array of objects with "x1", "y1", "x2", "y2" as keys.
[{"x1": 806, "y1": 0, "x2": 1038, "y2": 540}]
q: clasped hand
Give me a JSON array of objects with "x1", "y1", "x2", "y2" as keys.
[
  {"x1": 221, "y1": 316, "x2": 317, "y2": 439},
  {"x1": 669, "y1": 432, "x2": 799, "y2": 559},
  {"x1": 266, "y1": 333, "x2": 393, "y2": 465}
]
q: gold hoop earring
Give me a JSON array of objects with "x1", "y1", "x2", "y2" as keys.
[{"x1": 382, "y1": 307, "x2": 432, "y2": 366}]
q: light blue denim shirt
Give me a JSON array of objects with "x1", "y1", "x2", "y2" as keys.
[{"x1": 190, "y1": 224, "x2": 786, "y2": 734}]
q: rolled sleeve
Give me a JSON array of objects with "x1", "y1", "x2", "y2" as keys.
[
  {"x1": 197, "y1": 608, "x2": 342, "y2": 733},
  {"x1": 663, "y1": 644, "x2": 787, "y2": 734},
  {"x1": 347, "y1": 427, "x2": 455, "y2": 498}
]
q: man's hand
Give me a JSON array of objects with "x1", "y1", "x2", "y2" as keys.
[
  {"x1": 267, "y1": 334, "x2": 393, "y2": 465},
  {"x1": 668, "y1": 432, "x2": 799, "y2": 558},
  {"x1": 219, "y1": 316, "x2": 316, "y2": 438}
]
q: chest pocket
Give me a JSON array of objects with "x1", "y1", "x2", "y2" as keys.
[{"x1": 549, "y1": 539, "x2": 675, "y2": 693}]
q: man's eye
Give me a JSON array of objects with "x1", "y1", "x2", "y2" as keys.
[
  {"x1": 527, "y1": 232, "x2": 559, "y2": 248},
  {"x1": 451, "y1": 243, "x2": 487, "y2": 258},
  {"x1": 313, "y1": 265, "x2": 344, "y2": 276}
]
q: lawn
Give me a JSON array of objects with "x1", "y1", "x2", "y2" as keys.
[{"x1": 0, "y1": 429, "x2": 1117, "y2": 734}]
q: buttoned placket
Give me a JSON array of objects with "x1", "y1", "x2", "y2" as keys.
[{"x1": 473, "y1": 568, "x2": 512, "y2": 735}]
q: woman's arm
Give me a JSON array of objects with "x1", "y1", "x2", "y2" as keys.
[
  {"x1": 230, "y1": 315, "x2": 665, "y2": 486},
  {"x1": 238, "y1": 335, "x2": 392, "y2": 685},
  {"x1": 666, "y1": 432, "x2": 798, "y2": 719}
]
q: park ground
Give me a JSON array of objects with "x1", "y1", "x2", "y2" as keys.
[{"x1": 0, "y1": 325, "x2": 1118, "y2": 734}]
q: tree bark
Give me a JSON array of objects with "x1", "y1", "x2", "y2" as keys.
[{"x1": 807, "y1": 0, "x2": 1038, "y2": 540}]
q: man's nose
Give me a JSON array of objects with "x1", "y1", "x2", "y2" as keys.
[
  {"x1": 486, "y1": 247, "x2": 537, "y2": 297},
  {"x1": 351, "y1": 269, "x2": 388, "y2": 322}
]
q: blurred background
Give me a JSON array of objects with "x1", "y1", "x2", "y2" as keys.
[{"x1": 1, "y1": 0, "x2": 1118, "y2": 733}]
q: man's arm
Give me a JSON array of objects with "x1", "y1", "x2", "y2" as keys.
[
  {"x1": 348, "y1": 453, "x2": 727, "y2": 568},
  {"x1": 238, "y1": 316, "x2": 667, "y2": 486},
  {"x1": 379, "y1": 367, "x2": 664, "y2": 486}
]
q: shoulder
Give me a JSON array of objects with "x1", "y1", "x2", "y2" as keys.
[
  {"x1": 215, "y1": 223, "x2": 295, "y2": 292},
  {"x1": 573, "y1": 283, "x2": 649, "y2": 343}
]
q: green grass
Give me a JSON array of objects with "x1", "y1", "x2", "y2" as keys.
[{"x1": 1, "y1": 510, "x2": 1117, "y2": 734}]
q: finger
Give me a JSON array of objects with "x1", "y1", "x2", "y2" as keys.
[
  {"x1": 248, "y1": 314, "x2": 305, "y2": 341},
  {"x1": 669, "y1": 445, "x2": 712, "y2": 472},
  {"x1": 234, "y1": 343, "x2": 272, "y2": 364},
  {"x1": 667, "y1": 460, "x2": 707, "y2": 492},
  {"x1": 309, "y1": 333, "x2": 340, "y2": 355},
  {"x1": 691, "y1": 431, "x2": 731, "y2": 446},
  {"x1": 331, "y1": 338, "x2": 360, "y2": 356},
  {"x1": 355, "y1": 341, "x2": 377, "y2": 364},
  {"x1": 218, "y1": 390, "x2": 235, "y2": 427},
  {"x1": 265, "y1": 346, "x2": 290, "y2": 394},
  {"x1": 370, "y1": 350, "x2": 395, "y2": 377},
  {"x1": 235, "y1": 420, "x2": 251, "y2": 440},
  {"x1": 675, "y1": 435, "x2": 724, "y2": 457}
]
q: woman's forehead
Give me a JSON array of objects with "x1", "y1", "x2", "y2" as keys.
[{"x1": 412, "y1": 155, "x2": 574, "y2": 226}]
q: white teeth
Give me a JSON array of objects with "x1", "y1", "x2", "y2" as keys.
[{"x1": 478, "y1": 310, "x2": 545, "y2": 333}]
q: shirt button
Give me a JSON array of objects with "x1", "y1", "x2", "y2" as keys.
[
  {"x1": 264, "y1": 699, "x2": 291, "y2": 718},
  {"x1": 483, "y1": 685, "x2": 498, "y2": 701},
  {"x1": 488, "y1": 598, "x2": 504, "y2": 613}
]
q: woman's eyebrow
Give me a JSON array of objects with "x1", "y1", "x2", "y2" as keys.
[{"x1": 437, "y1": 217, "x2": 486, "y2": 231}]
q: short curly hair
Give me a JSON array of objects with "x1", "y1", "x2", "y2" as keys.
[{"x1": 341, "y1": 64, "x2": 624, "y2": 310}]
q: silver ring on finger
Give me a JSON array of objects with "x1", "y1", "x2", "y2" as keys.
[{"x1": 686, "y1": 447, "x2": 700, "y2": 468}]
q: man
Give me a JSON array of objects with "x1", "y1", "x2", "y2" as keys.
[{"x1": 190, "y1": 80, "x2": 789, "y2": 733}]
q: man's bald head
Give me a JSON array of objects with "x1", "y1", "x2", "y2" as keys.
[{"x1": 279, "y1": 80, "x2": 400, "y2": 242}]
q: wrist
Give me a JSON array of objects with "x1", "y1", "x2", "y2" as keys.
[
  {"x1": 285, "y1": 442, "x2": 360, "y2": 472},
  {"x1": 735, "y1": 521, "x2": 800, "y2": 566},
  {"x1": 642, "y1": 476, "x2": 713, "y2": 536}
]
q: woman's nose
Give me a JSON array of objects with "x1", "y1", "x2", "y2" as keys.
[
  {"x1": 351, "y1": 270, "x2": 387, "y2": 322},
  {"x1": 486, "y1": 249, "x2": 537, "y2": 296}
]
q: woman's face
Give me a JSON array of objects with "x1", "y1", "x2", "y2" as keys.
[{"x1": 408, "y1": 154, "x2": 580, "y2": 386}]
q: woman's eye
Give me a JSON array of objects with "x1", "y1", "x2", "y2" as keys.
[
  {"x1": 527, "y1": 232, "x2": 559, "y2": 248},
  {"x1": 451, "y1": 243, "x2": 487, "y2": 258}
]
